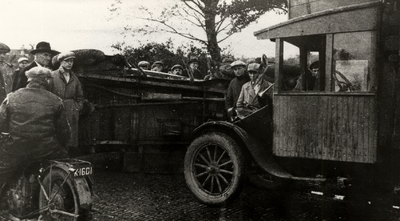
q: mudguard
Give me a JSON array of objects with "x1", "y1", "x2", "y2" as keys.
[
  {"x1": 44, "y1": 159, "x2": 93, "y2": 208},
  {"x1": 194, "y1": 121, "x2": 325, "y2": 181}
]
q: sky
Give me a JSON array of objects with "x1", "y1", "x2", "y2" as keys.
[{"x1": 1, "y1": 0, "x2": 288, "y2": 58}]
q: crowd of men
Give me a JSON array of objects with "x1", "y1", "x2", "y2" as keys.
[
  {"x1": 225, "y1": 59, "x2": 273, "y2": 119},
  {"x1": 137, "y1": 56, "x2": 274, "y2": 119},
  {"x1": 137, "y1": 56, "x2": 205, "y2": 80},
  {"x1": 0, "y1": 41, "x2": 84, "y2": 183}
]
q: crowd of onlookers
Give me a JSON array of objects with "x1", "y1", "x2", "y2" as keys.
[
  {"x1": 136, "y1": 55, "x2": 274, "y2": 119},
  {"x1": 137, "y1": 56, "x2": 204, "y2": 80}
]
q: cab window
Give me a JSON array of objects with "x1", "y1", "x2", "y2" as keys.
[
  {"x1": 281, "y1": 35, "x2": 326, "y2": 92},
  {"x1": 332, "y1": 31, "x2": 375, "y2": 92}
]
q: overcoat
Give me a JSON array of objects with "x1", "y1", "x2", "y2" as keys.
[
  {"x1": 12, "y1": 62, "x2": 37, "y2": 91},
  {"x1": 236, "y1": 78, "x2": 273, "y2": 110},
  {"x1": 50, "y1": 68, "x2": 84, "y2": 148}
]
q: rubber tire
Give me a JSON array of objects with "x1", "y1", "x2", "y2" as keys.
[
  {"x1": 39, "y1": 168, "x2": 80, "y2": 221},
  {"x1": 184, "y1": 132, "x2": 246, "y2": 206}
]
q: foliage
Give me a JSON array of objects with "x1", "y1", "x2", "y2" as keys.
[{"x1": 109, "y1": 0, "x2": 287, "y2": 63}]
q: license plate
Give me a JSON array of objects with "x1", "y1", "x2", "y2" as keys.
[{"x1": 73, "y1": 166, "x2": 93, "y2": 177}]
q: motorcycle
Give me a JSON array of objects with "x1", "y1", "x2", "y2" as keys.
[{"x1": 0, "y1": 135, "x2": 94, "y2": 220}]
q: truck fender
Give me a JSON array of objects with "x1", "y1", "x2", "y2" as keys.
[{"x1": 193, "y1": 121, "x2": 294, "y2": 179}]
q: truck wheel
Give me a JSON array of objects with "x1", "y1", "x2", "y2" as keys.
[{"x1": 184, "y1": 132, "x2": 246, "y2": 205}]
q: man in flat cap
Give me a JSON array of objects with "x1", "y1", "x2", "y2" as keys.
[
  {"x1": 12, "y1": 41, "x2": 59, "y2": 91},
  {"x1": 236, "y1": 62, "x2": 273, "y2": 118},
  {"x1": 0, "y1": 42, "x2": 13, "y2": 102},
  {"x1": 50, "y1": 51, "x2": 84, "y2": 157},
  {"x1": 225, "y1": 60, "x2": 250, "y2": 120},
  {"x1": 151, "y1": 61, "x2": 164, "y2": 72},
  {"x1": 171, "y1": 64, "x2": 185, "y2": 76},
  {"x1": 138, "y1": 60, "x2": 150, "y2": 70},
  {"x1": 12, "y1": 57, "x2": 29, "y2": 82},
  {"x1": 0, "y1": 67, "x2": 69, "y2": 183}
]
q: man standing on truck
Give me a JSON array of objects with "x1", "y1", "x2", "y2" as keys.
[
  {"x1": 50, "y1": 51, "x2": 84, "y2": 157},
  {"x1": 0, "y1": 67, "x2": 69, "y2": 183},
  {"x1": 225, "y1": 60, "x2": 250, "y2": 120},
  {"x1": 138, "y1": 61, "x2": 150, "y2": 70},
  {"x1": 151, "y1": 61, "x2": 164, "y2": 72}
]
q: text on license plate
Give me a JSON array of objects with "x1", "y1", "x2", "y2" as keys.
[{"x1": 74, "y1": 167, "x2": 93, "y2": 177}]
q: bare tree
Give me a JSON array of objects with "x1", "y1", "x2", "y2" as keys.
[{"x1": 109, "y1": 0, "x2": 287, "y2": 62}]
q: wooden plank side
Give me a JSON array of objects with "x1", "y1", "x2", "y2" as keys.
[{"x1": 273, "y1": 95, "x2": 376, "y2": 163}]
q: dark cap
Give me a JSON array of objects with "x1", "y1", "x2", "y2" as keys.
[
  {"x1": 25, "y1": 66, "x2": 52, "y2": 80},
  {"x1": 0, "y1": 43, "x2": 10, "y2": 53},
  {"x1": 171, "y1": 64, "x2": 183, "y2": 71},
  {"x1": 151, "y1": 61, "x2": 164, "y2": 68}
]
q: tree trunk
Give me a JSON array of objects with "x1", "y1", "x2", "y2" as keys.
[{"x1": 203, "y1": 0, "x2": 221, "y2": 63}]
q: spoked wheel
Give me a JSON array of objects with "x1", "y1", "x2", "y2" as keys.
[
  {"x1": 184, "y1": 132, "x2": 246, "y2": 206},
  {"x1": 39, "y1": 168, "x2": 79, "y2": 221}
]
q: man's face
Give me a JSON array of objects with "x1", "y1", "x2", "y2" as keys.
[
  {"x1": 248, "y1": 71, "x2": 260, "y2": 82},
  {"x1": 19, "y1": 61, "x2": 28, "y2": 69},
  {"x1": 189, "y1": 62, "x2": 198, "y2": 70},
  {"x1": 35, "y1": 52, "x2": 52, "y2": 66},
  {"x1": 0, "y1": 52, "x2": 6, "y2": 62},
  {"x1": 311, "y1": 67, "x2": 319, "y2": 77},
  {"x1": 139, "y1": 65, "x2": 150, "y2": 70},
  {"x1": 232, "y1": 66, "x2": 246, "y2": 77},
  {"x1": 152, "y1": 65, "x2": 163, "y2": 72},
  {"x1": 61, "y1": 58, "x2": 74, "y2": 70},
  {"x1": 173, "y1": 68, "x2": 183, "y2": 75}
]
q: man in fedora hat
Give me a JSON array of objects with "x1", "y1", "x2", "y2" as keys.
[
  {"x1": 187, "y1": 57, "x2": 204, "y2": 80},
  {"x1": 50, "y1": 51, "x2": 84, "y2": 157},
  {"x1": 12, "y1": 41, "x2": 59, "y2": 91},
  {"x1": 0, "y1": 42, "x2": 13, "y2": 102}
]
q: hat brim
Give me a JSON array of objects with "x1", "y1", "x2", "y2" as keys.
[{"x1": 30, "y1": 49, "x2": 59, "y2": 55}]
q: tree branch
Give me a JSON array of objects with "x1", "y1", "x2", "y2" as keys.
[
  {"x1": 217, "y1": 32, "x2": 234, "y2": 43},
  {"x1": 181, "y1": 0, "x2": 204, "y2": 17}
]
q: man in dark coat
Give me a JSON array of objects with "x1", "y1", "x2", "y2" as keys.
[
  {"x1": 0, "y1": 67, "x2": 69, "y2": 182},
  {"x1": 12, "y1": 41, "x2": 59, "y2": 91},
  {"x1": 187, "y1": 58, "x2": 204, "y2": 80},
  {"x1": 0, "y1": 42, "x2": 13, "y2": 102},
  {"x1": 225, "y1": 60, "x2": 250, "y2": 119}
]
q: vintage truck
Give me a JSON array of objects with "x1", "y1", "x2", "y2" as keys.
[{"x1": 183, "y1": 0, "x2": 400, "y2": 206}]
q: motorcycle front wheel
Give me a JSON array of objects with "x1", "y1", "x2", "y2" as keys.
[{"x1": 39, "y1": 168, "x2": 80, "y2": 221}]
